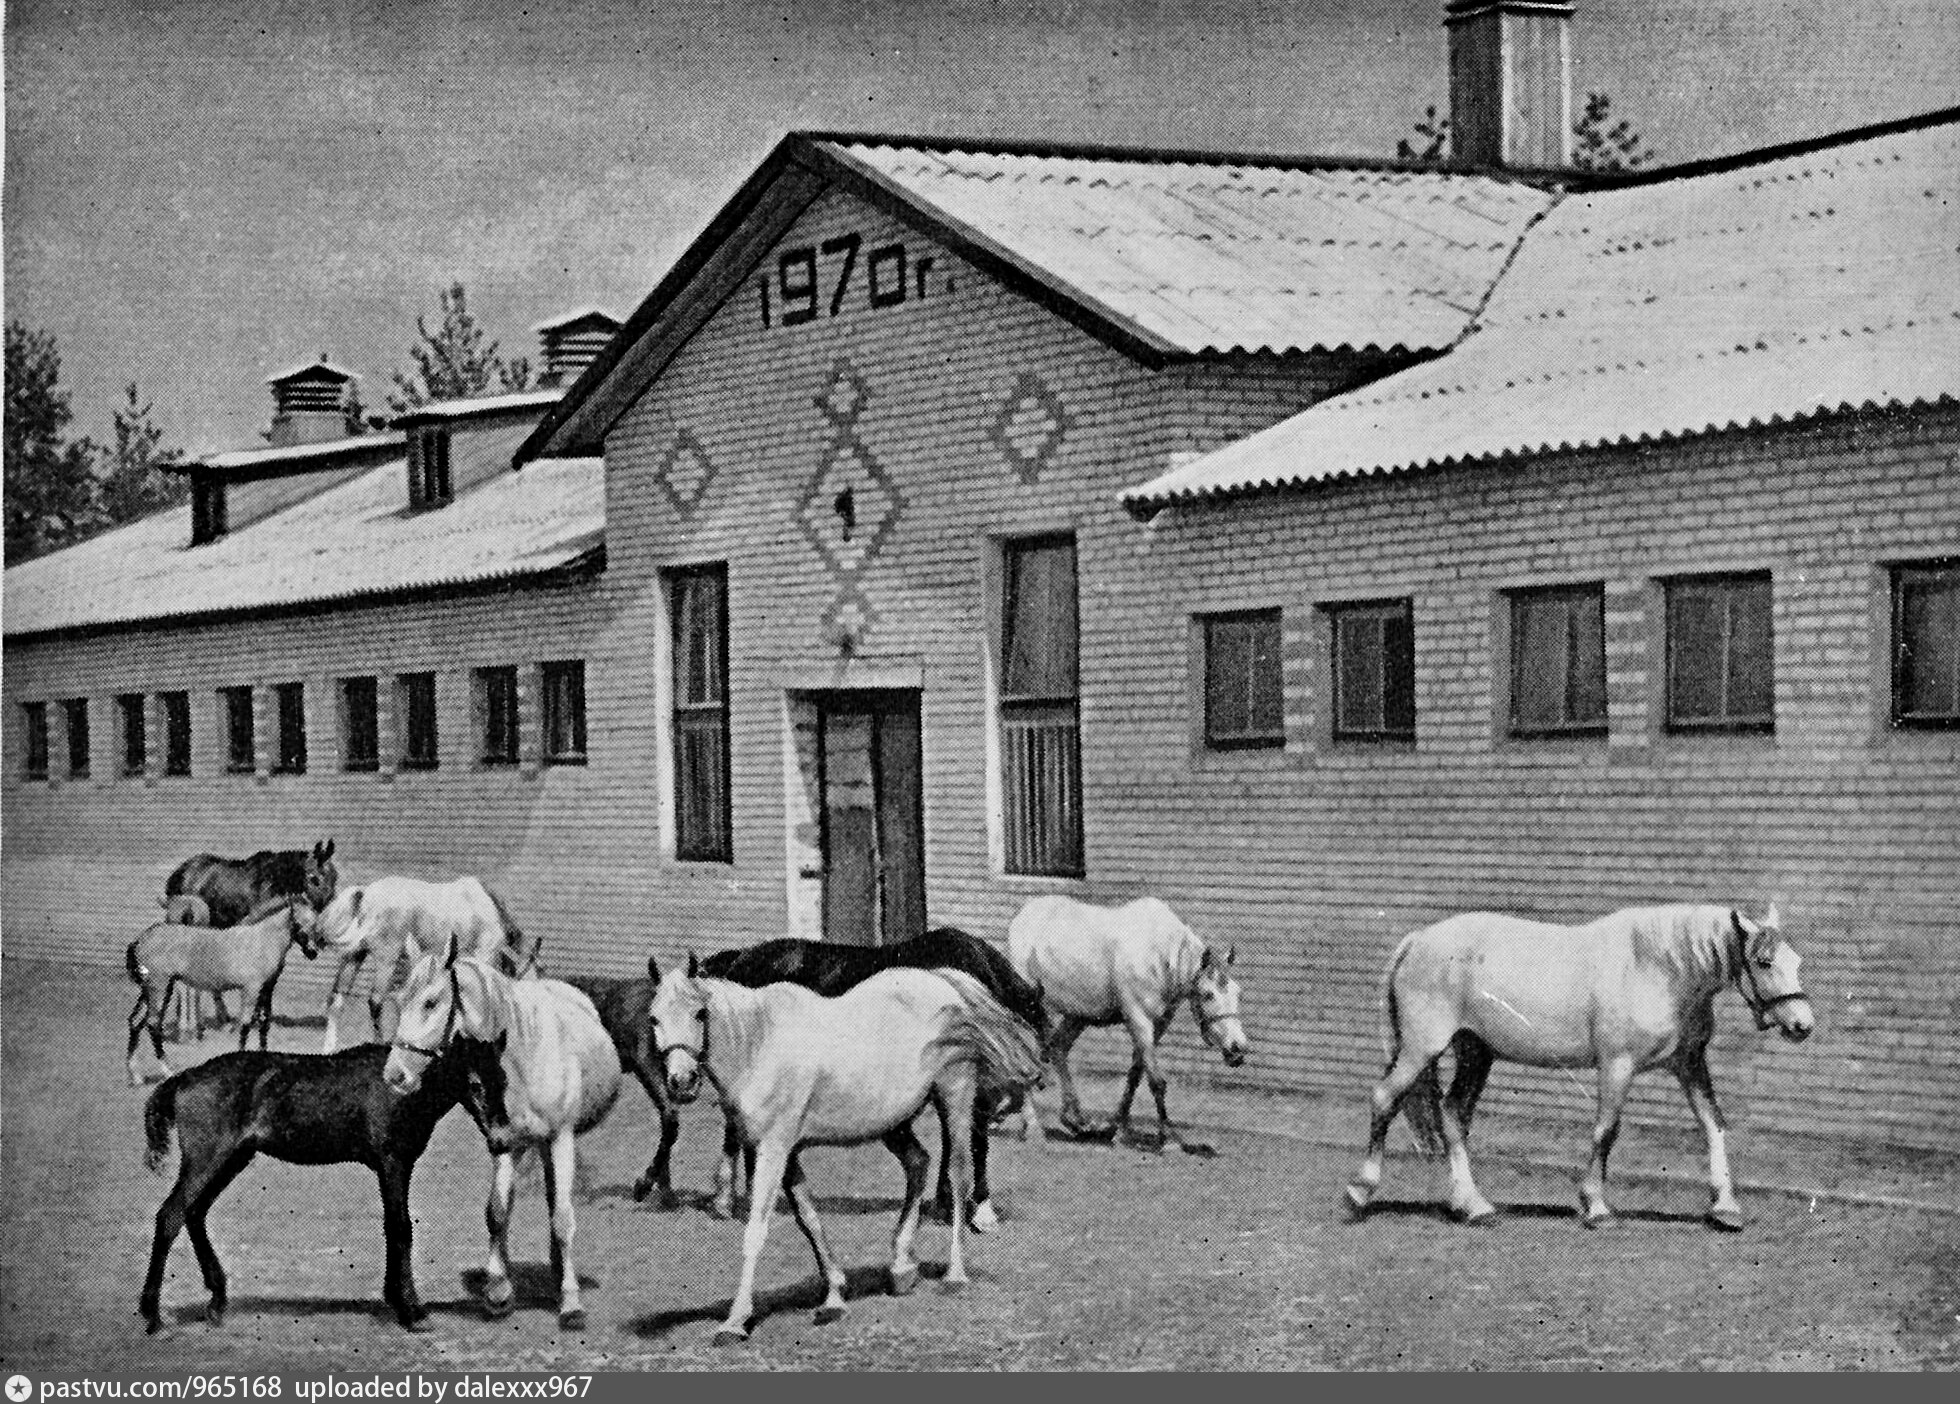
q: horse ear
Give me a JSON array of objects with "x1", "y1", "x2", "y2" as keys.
[
  {"x1": 1762, "y1": 902, "x2": 1781, "y2": 930},
  {"x1": 648, "y1": 954, "x2": 662, "y2": 983},
  {"x1": 686, "y1": 950, "x2": 700, "y2": 979},
  {"x1": 1225, "y1": 945, "x2": 1237, "y2": 967},
  {"x1": 349, "y1": 888, "x2": 364, "y2": 918}
]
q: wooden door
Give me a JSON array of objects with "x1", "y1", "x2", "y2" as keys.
[{"x1": 819, "y1": 692, "x2": 924, "y2": 945}]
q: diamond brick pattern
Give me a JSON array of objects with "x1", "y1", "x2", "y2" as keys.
[
  {"x1": 656, "y1": 429, "x2": 714, "y2": 516},
  {"x1": 990, "y1": 372, "x2": 1071, "y2": 483}
]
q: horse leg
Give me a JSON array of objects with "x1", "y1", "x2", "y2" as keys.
[
  {"x1": 541, "y1": 1129, "x2": 586, "y2": 1329},
  {"x1": 1440, "y1": 1033, "x2": 1497, "y2": 1223},
  {"x1": 1677, "y1": 1049, "x2": 1743, "y2": 1230},
  {"x1": 1581, "y1": 1053, "x2": 1637, "y2": 1227},
  {"x1": 1045, "y1": 1016, "x2": 1099, "y2": 1136},
  {"x1": 713, "y1": 1113, "x2": 743, "y2": 1218},
  {"x1": 716, "y1": 1138, "x2": 790, "y2": 1344},
  {"x1": 1345, "y1": 1044, "x2": 1441, "y2": 1216},
  {"x1": 884, "y1": 1123, "x2": 932, "y2": 1295},
  {"x1": 967, "y1": 1097, "x2": 999, "y2": 1231},
  {"x1": 781, "y1": 1150, "x2": 847, "y2": 1324},
  {"x1": 128, "y1": 989, "x2": 162, "y2": 1086},
  {"x1": 379, "y1": 1157, "x2": 428, "y2": 1329},
  {"x1": 480, "y1": 1150, "x2": 519, "y2": 1318},
  {"x1": 936, "y1": 1076, "x2": 978, "y2": 1292},
  {"x1": 140, "y1": 1176, "x2": 193, "y2": 1331},
  {"x1": 630, "y1": 1066, "x2": 681, "y2": 1207},
  {"x1": 183, "y1": 1148, "x2": 255, "y2": 1329},
  {"x1": 322, "y1": 952, "x2": 362, "y2": 1054}
]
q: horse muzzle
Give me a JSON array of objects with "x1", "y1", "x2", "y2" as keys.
[
  {"x1": 1767, "y1": 996, "x2": 1815, "y2": 1043},
  {"x1": 381, "y1": 1049, "x2": 423, "y2": 1095}
]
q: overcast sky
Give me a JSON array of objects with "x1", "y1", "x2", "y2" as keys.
[{"x1": 7, "y1": 0, "x2": 1957, "y2": 453}]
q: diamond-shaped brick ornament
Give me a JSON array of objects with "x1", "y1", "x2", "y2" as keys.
[
  {"x1": 990, "y1": 372, "x2": 1071, "y2": 484},
  {"x1": 797, "y1": 436, "x2": 902, "y2": 577},
  {"x1": 815, "y1": 360, "x2": 870, "y2": 428},
  {"x1": 821, "y1": 588, "x2": 878, "y2": 653},
  {"x1": 656, "y1": 429, "x2": 714, "y2": 516}
]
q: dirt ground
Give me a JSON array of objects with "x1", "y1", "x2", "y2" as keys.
[{"x1": 3, "y1": 956, "x2": 1956, "y2": 1372}]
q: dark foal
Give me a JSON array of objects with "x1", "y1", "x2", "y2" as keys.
[
  {"x1": 699, "y1": 925, "x2": 1049, "y2": 1230},
  {"x1": 139, "y1": 1039, "x2": 507, "y2": 1333},
  {"x1": 562, "y1": 957, "x2": 683, "y2": 1206}
]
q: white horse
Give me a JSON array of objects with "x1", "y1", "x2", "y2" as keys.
[
  {"x1": 1008, "y1": 895, "x2": 1247, "y2": 1154},
  {"x1": 383, "y1": 939, "x2": 620, "y2": 1328},
  {"x1": 314, "y1": 875, "x2": 539, "y2": 1051},
  {"x1": 1345, "y1": 903, "x2": 1815, "y2": 1230},
  {"x1": 651, "y1": 960, "x2": 1045, "y2": 1344}
]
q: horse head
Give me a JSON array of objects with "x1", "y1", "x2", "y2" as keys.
[
  {"x1": 649, "y1": 959, "x2": 710, "y2": 1105},
  {"x1": 305, "y1": 839, "x2": 339, "y2": 912},
  {"x1": 288, "y1": 901, "x2": 325, "y2": 960},
  {"x1": 1193, "y1": 946, "x2": 1248, "y2": 1067},
  {"x1": 1731, "y1": 905, "x2": 1813, "y2": 1042},
  {"x1": 455, "y1": 1034, "x2": 516, "y2": 1154},
  {"x1": 383, "y1": 937, "x2": 472, "y2": 1095}
]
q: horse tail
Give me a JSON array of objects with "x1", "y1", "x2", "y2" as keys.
[
  {"x1": 481, "y1": 882, "x2": 536, "y2": 974},
  {"x1": 1381, "y1": 933, "x2": 1446, "y2": 1157},
  {"x1": 143, "y1": 1076, "x2": 179, "y2": 1174},
  {"x1": 127, "y1": 936, "x2": 148, "y2": 988},
  {"x1": 931, "y1": 968, "x2": 1046, "y2": 1094}
]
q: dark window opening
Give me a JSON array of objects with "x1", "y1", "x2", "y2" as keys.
[
  {"x1": 273, "y1": 682, "x2": 307, "y2": 774},
  {"x1": 160, "y1": 691, "x2": 191, "y2": 776},
  {"x1": 399, "y1": 673, "x2": 438, "y2": 769},
  {"x1": 1001, "y1": 535, "x2": 1083, "y2": 876},
  {"x1": 477, "y1": 666, "x2": 519, "y2": 765},
  {"x1": 1666, "y1": 574, "x2": 1773, "y2": 732},
  {"x1": 118, "y1": 693, "x2": 147, "y2": 777},
  {"x1": 1203, "y1": 609, "x2": 1284, "y2": 750},
  {"x1": 1330, "y1": 599, "x2": 1416, "y2": 742},
  {"x1": 221, "y1": 686, "x2": 255, "y2": 773},
  {"x1": 340, "y1": 677, "x2": 379, "y2": 771},
  {"x1": 672, "y1": 566, "x2": 731, "y2": 861},
  {"x1": 1893, "y1": 560, "x2": 1960, "y2": 729},
  {"x1": 542, "y1": 661, "x2": 587, "y2": 765},
  {"x1": 191, "y1": 479, "x2": 228, "y2": 544},
  {"x1": 23, "y1": 702, "x2": 49, "y2": 781},
  {"x1": 63, "y1": 698, "x2": 92, "y2": 778},
  {"x1": 1510, "y1": 584, "x2": 1607, "y2": 736}
]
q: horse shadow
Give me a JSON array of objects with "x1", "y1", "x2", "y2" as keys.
[
  {"x1": 1352, "y1": 1198, "x2": 1706, "y2": 1227},
  {"x1": 153, "y1": 1292, "x2": 488, "y2": 1331},
  {"x1": 627, "y1": 1262, "x2": 939, "y2": 1340},
  {"x1": 459, "y1": 1263, "x2": 601, "y2": 1311},
  {"x1": 587, "y1": 1183, "x2": 909, "y2": 1217}
]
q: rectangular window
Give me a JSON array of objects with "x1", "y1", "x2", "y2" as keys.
[
  {"x1": 63, "y1": 698, "x2": 92, "y2": 778},
  {"x1": 541, "y1": 660, "x2": 587, "y2": 765},
  {"x1": 160, "y1": 691, "x2": 191, "y2": 776},
  {"x1": 118, "y1": 693, "x2": 147, "y2": 777},
  {"x1": 1509, "y1": 584, "x2": 1607, "y2": 736},
  {"x1": 1000, "y1": 535, "x2": 1084, "y2": 876},
  {"x1": 273, "y1": 682, "x2": 307, "y2": 774},
  {"x1": 340, "y1": 677, "x2": 379, "y2": 771},
  {"x1": 1329, "y1": 599, "x2": 1416, "y2": 741},
  {"x1": 671, "y1": 566, "x2": 732, "y2": 861},
  {"x1": 476, "y1": 666, "x2": 519, "y2": 765},
  {"x1": 221, "y1": 686, "x2": 255, "y2": 772},
  {"x1": 1203, "y1": 609, "x2": 1284, "y2": 749},
  {"x1": 23, "y1": 702, "x2": 49, "y2": 780},
  {"x1": 1665, "y1": 573, "x2": 1773, "y2": 732},
  {"x1": 410, "y1": 428, "x2": 452, "y2": 508},
  {"x1": 398, "y1": 672, "x2": 438, "y2": 769},
  {"x1": 1893, "y1": 560, "x2": 1960, "y2": 729}
]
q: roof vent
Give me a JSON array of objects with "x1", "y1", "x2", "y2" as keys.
[
  {"x1": 534, "y1": 310, "x2": 622, "y2": 389},
  {"x1": 266, "y1": 357, "x2": 358, "y2": 447},
  {"x1": 1446, "y1": 0, "x2": 1573, "y2": 169}
]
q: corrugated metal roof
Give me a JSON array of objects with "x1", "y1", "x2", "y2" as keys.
[
  {"x1": 396, "y1": 389, "x2": 565, "y2": 422},
  {"x1": 3, "y1": 454, "x2": 603, "y2": 638},
  {"x1": 821, "y1": 141, "x2": 1558, "y2": 355},
  {"x1": 1127, "y1": 118, "x2": 1960, "y2": 508},
  {"x1": 198, "y1": 433, "x2": 404, "y2": 473}
]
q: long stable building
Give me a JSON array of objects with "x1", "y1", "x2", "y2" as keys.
[{"x1": 7, "y1": 4, "x2": 1957, "y2": 1151}]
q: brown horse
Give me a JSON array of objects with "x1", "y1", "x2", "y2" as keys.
[{"x1": 1345, "y1": 903, "x2": 1814, "y2": 1230}]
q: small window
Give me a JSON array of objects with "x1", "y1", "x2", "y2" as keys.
[
  {"x1": 1665, "y1": 573, "x2": 1773, "y2": 732},
  {"x1": 542, "y1": 661, "x2": 587, "y2": 765},
  {"x1": 671, "y1": 566, "x2": 732, "y2": 861},
  {"x1": 160, "y1": 691, "x2": 191, "y2": 776},
  {"x1": 398, "y1": 672, "x2": 438, "y2": 769},
  {"x1": 410, "y1": 428, "x2": 452, "y2": 508},
  {"x1": 118, "y1": 693, "x2": 147, "y2": 777},
  {"x1": 1892, "y1": 560, "x2": 1960, "y2": 729},
  {"x1": 1329, "y1": 599, "x2": 1415, "y2": 742},
  {"x1": 63, "y1": 698, "x2": 91, "y2": 778},
  {"x1": 1509, "y1": 584, "x2": 1607, "y2": 736},
  {"x1": 476, "y1": 666, "x2": 519, "y2": 765},
  {"x1": 191, "y1": 479, "x2": 228, "y2": 544},
  {"x1": 1000, "y1": 535, "x2": 1084, "y2": 876},
  {"x1": 221, "y1": 686, "x2": 255, "y2": 773},
  {"x1": 339, "y1": 677, "x2": 379, "y2": 771},
  {"x1": 1203, "y1": 610, "x2": 1284, "y2": 749},
  {"x1": 22, "y1": 702, "x2": 49, "y2": 781},
  {"x1": 273, "y1": 682, "x2": 307, "y2": 774}
]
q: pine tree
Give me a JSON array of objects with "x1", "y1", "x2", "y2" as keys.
[
  {"x1": 1569, "y1": 92, "x2": 1651, "y2": 172},
  {"x1": 5, "y1": 321, "x2": 101, "y2": 562},
  {"x1": 95, "y1": 383, "x2": 188, "y2": 525},
  {"x1": 388, "y1": 283, "x2": 533, "y2": 412}
]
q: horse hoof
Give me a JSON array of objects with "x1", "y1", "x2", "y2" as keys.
[
  {"x1": 481, "y1": 1291, "x2": 515, "y2": 1320},
  {"x1": 400, "y1": 1309, "x2": 434, "y2": 1333},
  {"x1": 1706, "y1": 1207, "x2": 1745, "y2": 1232},
  {"x1": 631, "y1": 1177, "x2": 653, "y2": 1202},
  {"x1": 1457, "y1": 1203, "x2": 1498, "y2": 1226},
  {"x1": 1181, "y1": 1141, "x2": 1218, "y2": 1159},
  {"x1": 558, "y1": 1308, "x2": 587, "y2": 1332},
  {"x1": 939, "y1": 1277, "x2": 968, "y2": 1296},
  {"x1": 890, "y1": 1266, "x2": 919, "y2": 1297},
  {"x1": 205, "y1": 1303, "x2": 225, "y2": 1328},
  {"x1": 1343, "y1": 1184, "x2": 1374, "y2": 1218},
  {"x1": 1582, "y1": 1208, "x2": 1614, "y2": 1229},
  {"x1": 813, "y1": 1305, "x2": 846, "y2": 1325},
  {"x1": 969, "y1": 1201, "x2": 1000, "y2": 1234},
  {"x1": 712, "y1": 1326, "x2": 749, "y2": 1346}
]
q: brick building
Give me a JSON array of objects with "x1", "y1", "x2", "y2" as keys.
[{"x1": 7, "y1": 3, "x2": 1956, "y2": 1148}]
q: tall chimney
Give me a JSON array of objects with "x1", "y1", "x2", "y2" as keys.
[
  {"x1": 1446, "y1": 0, "x2": 1573, "y2": 169},
  {"x1": 266, "y1": 357, "x2": 357, "y2": 447},
  {"x1": 533, "y1": 310, "x2": 622, "y2": 389}
]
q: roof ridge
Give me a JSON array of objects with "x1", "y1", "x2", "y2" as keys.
[{"x1": 1580, "y1": 103, "x2": 1960, "y2": 189}]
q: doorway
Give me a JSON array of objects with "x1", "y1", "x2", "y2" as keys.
[{"x1": 816, "y1": 690, "x2": 924, "y2": 946}]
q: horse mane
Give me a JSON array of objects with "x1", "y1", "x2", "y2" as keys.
[{"x1": 1624, "y1": 905, "x2": 1735, "y2": 992}]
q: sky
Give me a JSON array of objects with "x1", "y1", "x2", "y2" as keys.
[{"x1": 6, "y1": 0, "x2": 1958, "y2": 454}]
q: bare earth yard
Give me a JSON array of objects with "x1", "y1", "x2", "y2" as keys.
[{"x1": 3, "y1": 957, "x2": 1956, "y2": 1371}]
